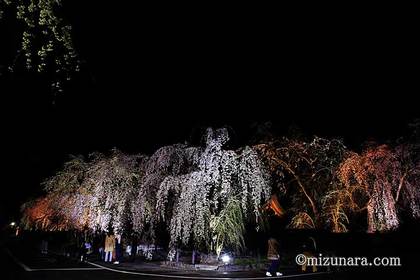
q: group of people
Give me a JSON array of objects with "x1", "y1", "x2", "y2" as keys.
[
  {"x1": 39, "y1": 232, "x2": 309, "y2": 275},
  {"x1": 265, "y1": 236, "x2": 318, "y2": 277},
  {"x1": 93, "y1": 235, "x2": 313, "y2": 276},
  {"x1": 99, "y1": 234, "x2": 124, "y2": 264}
]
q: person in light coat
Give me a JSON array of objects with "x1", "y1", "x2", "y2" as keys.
[{"x1": 104, "y1": 234, "x2": 115, "y2": 262}]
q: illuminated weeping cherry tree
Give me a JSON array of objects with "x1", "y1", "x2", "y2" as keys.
[
  {"x1": 84, "y1": 149, "x2": 144, "y2": 234},
  {"x1": 21, "y1": 150, "x2": 144, "y2": 234},
  {"x1": 130, "y1": 144, "x2": 199, "y2": 242},
  {"x1": 156, "y1": 128, "x2": 271, "y2": 257},
  {"x1": 338, "y1": 146, "x2": 399, "y2": 232},
  {"x1": 321, "y1": 175, "x2": 368, "y2": 233},
  {"x1": 22, "y1": 155, "x2": 89, "y2": 231},
  {"x1": 22, "y1": 128, "x2": 271, "y2": 256},
  {"x1": 394, "y1": 142, "x2": 420, "y2": 218},
  {"x1": 21, "y1": 126, "x2": 419, "y2": 248},
  {"x1": 21, "y1": 196, "x2": 67, "y2": 231},
  {"x1": 255, "y1": 137, "x2": 419, "y2": 233},
  {"x1": 337, "y1": 144, "x2": 420, "y2": 233},
  {"x1": 325, "y1": 121, "x2": 420, "y2": 233}
]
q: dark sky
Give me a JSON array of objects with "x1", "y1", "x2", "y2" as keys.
[{"x1": 1, "y1": 2, "x2": 419, "y2": 225}]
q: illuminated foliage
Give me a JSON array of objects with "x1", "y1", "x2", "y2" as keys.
[
  {"x1": 22, "y1": 156, "x2": 90, "y2": 231},
  {"x1": 210, "y1": 197, "x2": 245, "y2": 257},
  {"x1": 156, "y1": 128, "x2": 271, "y2": 253},
  {"x1": 22, "y1": 128, "x2": 271, "y2": 256},
  {"x1": 261, "y1": 194, "x2": 285, "y2": 218},
  {"x1": 321, "y1": 182, "x2": 367, "y2": 233},
  {"x1": 131, "y1": 144, "x2": 196, "y2": 242},
  {"x1": 396, "y1": 120, "x2": 420, "y2": 219},
  {"x1": 43, "y1": 155, "x2": 87, "y2": 193},
  {"x1": 21, "y1": 127, "x2": 419, "y2": 245},
  {"x1": 255, "y1": 137, "x2": 347, "y2": 229},
  {"x1": 1, "y1": 0, "x2": 80, "y2": 95},
  {"x1": 84, "y1": 149, "x2": 142, "y2": 234},
  {"x1": 288, "y1": 211, "x2": 315, "y2": 229},
  {"x1": 21, "y1": 196, "x2": 68, "y2": 231},
  {"x1": 394, "y1": 142, "x2": 420, "y2": 218},
  {"x1": 337, "y1": 145, "x2": 402, "y2": 232},
  {"x1": 22, "y1": 150, "x2": 143, "y2": 234}
]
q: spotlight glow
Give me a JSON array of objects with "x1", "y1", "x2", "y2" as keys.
[{"x1": 221, "y1": 254, "x2": 231, "y2": 264}]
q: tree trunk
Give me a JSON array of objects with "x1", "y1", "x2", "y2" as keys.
[
  {"x1": 278, "y1": 160, "x2": 318, "y2": 219},
  {"x1": 395, "y1": 170, "x2": 409, "y2": 203}
]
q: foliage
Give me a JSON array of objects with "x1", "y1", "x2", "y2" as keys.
[
  {"x1": 1, "y1": 0, "x2": 80, "y2": 95},
  {"x1": 210, "y1": 197, "x2": 245, "y2": 257},
  {"x1": 337, "y1": 146, "x2": 401, "y2": 232},
  {"x1": 321, "y1": 183, "x2": 366, "y2": 233},
  {"x1": 288, "y1": 211, "x2": 315, "y2": 229},
  {"x1": 84, "y1": 149, "x2": 141, "y2": 234},
  {"x1": 255, "y1": 137, "x2": 347, "y2": 229},
  {"x1": 43, "y1": 155, "x2": 87, "y2": 193},
  {"x1": 394, "y1": 142, "x2": 420, "y2": 218},
  {"x1": 21, "y1": 126, "x2": 420, "y2": 248},
  {"x1": 22, "y1": 150, "x2": 142, "y2": 233},
  {"x1": 132, "y1": 144, "x2": 198, "y2": 242},
  {"x1": 21, "y1": 196, "x2": 68, "y2": 231},
  {"x1": 156, "y1": 128, "x2": 271, "y2": 252},
  {"x1": 22, "y1": 128, "x2": 272, "y2": 255}
]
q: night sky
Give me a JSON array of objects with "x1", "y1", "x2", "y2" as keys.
[{"x1": 1, "y1": 2, "x2": 418, "y2": 226}]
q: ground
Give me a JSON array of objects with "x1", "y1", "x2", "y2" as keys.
[{"x1": 1, "y1": 232, "x2": 410, "y2": 280}]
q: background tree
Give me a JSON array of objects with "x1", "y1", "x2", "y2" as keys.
[
  {"x1": 337, "y1": 145, "x2": 401, "y2": 232},
  {"x1": 394, "y1": 132, "x2": 420, "y2": 219},
  {"x1": 321, "y1": 179, "x2": 367, "y2": 233},
  {"x1": 255, "y1": 136, "x2": 347, "y2": 229},
  {"x1": 22, "y1": 150, "x2": 143, "y2": 234},
  {"x1": 21, "y1": 155, "x2": 89, "y2": 231},
  {"x1": 21, "y1": 196, "x2": 68, "y2": 231}
]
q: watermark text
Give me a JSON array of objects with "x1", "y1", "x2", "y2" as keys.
[{"x1": 295, "y1": 254, "x2": 401, "y2": 267}]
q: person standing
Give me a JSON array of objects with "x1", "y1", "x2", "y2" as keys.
[
  {"x1": 81, "y1": 240, "x2": 92, "y2": 262},
  {"x1": 129, "y1": 235, "x2": 138, "y2": 262},
  {"x1": 104, "y1": 234, "x2": 115, "y2": 262},
  {"x1": 79, "y1": 240, "x2": 91, "y2": 262},
  {"x1": 114, "y1": 234, "x2": 122, "y2": 264},
  {"x1": 41, "y1": 239, "x2": 48, "y2": 254},
  {"x1": 301, "y1": 237, "x2": 317, "y2": 273},
  {"x1": 99, "y1": 246, "x2": 105, "y2": 261},
  {"x1": 266, "y1": 237, "x2": 283, "y2": 277},
  {"x1": 98, "y1": 235, "x2": 105, "y2": 260}
]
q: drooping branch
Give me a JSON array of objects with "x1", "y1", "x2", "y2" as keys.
[
  {"x1": 395, "y1": 169, "x2": 410, "y2": 203},
  {"x1": 277, "y1": 159, "x2": 318, "y2": 218}
]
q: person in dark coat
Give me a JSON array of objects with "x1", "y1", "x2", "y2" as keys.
[
  {"x1": 130, "y1": 235, "x2": 138, "y2": 262},
  {"x1": 114, "y1": 235, "x2": 122, "y2": 264},
  {"x1": 266, "y1": 237, "x2": 283, "y2": 277},
  {"x1": 79, "y1": 242, "x2": 87, "y2": 262}
]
